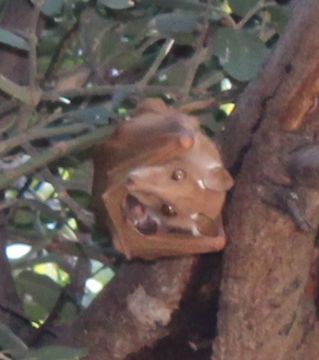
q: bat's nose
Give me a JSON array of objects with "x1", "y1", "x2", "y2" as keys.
[
  {"x1": 126, "y1": 170, "x2": 141, "y2": 189},
  {"x1": 126, "y1": 175, "x2": 136, "y2": 188}
]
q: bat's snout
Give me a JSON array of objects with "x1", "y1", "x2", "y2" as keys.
[{"x1": 125, "y1": 170, "x2": 144, "y2": 190}]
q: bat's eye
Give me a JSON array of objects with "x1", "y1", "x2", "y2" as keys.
[
  {"x1": 161, "y1": 203, "x2": 177, "y2": 217},
  {"x1": 171, "y1": 169, "x2": 186, "y2": 181}
]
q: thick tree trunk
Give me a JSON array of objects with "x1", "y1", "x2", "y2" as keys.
[
  {"x1": 54, "y1": 258, "x2": 200, "y2": 359},
  {"x1": 213, "y1": 1, "x2": 319, "y2": 359}
]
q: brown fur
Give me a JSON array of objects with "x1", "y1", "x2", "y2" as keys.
[{"x1": 92, "y1": 99, "x2": 233, "y2": 259}]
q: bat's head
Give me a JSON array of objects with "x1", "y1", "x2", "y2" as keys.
[
  {"x1": 124, "y1": 159, "x2": 232, "y2": 221},
  {"x1": 126, "y1": 160, "x2": 232, "y2": 197},
  {"x1": 126, "y1": 165, "x2": 197, "y2": 206}
]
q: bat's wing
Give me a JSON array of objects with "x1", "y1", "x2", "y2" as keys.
[{"x1": 98, "y1": 115, "x2": 195, "y2": 178}]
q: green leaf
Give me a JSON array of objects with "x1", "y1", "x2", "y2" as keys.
[
  {"x1": 149, "y1": 0, "x2": 203, "y2": 12},
  {"x1": 124, "y1": 18, "x2": 149, "y2": 38},
  {"x1": 42, "y1": 0, "x2": 64, "y2": 16},
  {"x1": 58, "y1": 301, "x2": 79, "y2": 323},
  {"x1": 268, "y1": 6, "x2": 290, "y2": 34},
  {"x1": 157, "y1": 62, "x2": 189, "y2": 86},
  {"x1": 68, "y1": 190, "x2": 90, "y2": 207},
  {"x1": 197, "y1": 69, "x2": 224, "y2": 89},
  {"x1": 11, "y1": 254, "x2": 65, "y2": 270},
  {"x1": 200, "y1": 113, "x2": 224, "y2": 133},
  {"x1": 0, "y1": 28, "x2": 29, "y2": 51},
  {"x1": 0, "y1": 322, "x2": 27, "y2": 357},
  {"x1": 72, "y1": 105, "x2": 113, "y2": 125},
  {"x1": 97, "y1": 0, "x2": 134, "y2": 10},
  {"x1": 16, "y1": 271, "x2": 62, "y2": 317},
  {"x1": 92, "y1": 267, "x2": 114, "y2": 286},
  {"x1": 21, "y1": 346, "x2": 88, "y2": 360},
  {"x1": 149, "y1": 11, "x2": 200, "y2": 37},
  {"x1": 12, "y1": 209, "x2": 36, "y2": 227},
  {"x1": 31, "y1": 0, "x2": 64, "y2": 17},
  {"x1": 229, "y1": 0, "x2": 260, "y2": 16},
  {"x1": 213, "y1": 28, "x2": 269, "y2": 81},
  {"x1": 112, "y1": 50, "x2": 141, "y2": 71}
]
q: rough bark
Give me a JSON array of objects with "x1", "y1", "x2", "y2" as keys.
[
  {"x1": 54, "y1": 258, "x2": 201, "y2": 359},
  {"x1": 213, "y1": 1, "x2": 319, "y2": 359}
]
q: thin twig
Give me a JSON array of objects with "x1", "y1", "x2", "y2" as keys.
[
  {"x1": 0, "y1": 125, "x2": 115, "y2": 191},
  {"x1": 0, "y1": 352, "x2": 12, "y2": 360},
  {"x1": 183, "y1": 0, "x2": 212, "y2": 96},
  {"x1": 42, "y1": 84, "x2": 182, "y2": 101},
  {"x1": 0, "y1": 116, "x2": 17, "y2": 137},
  {"x1": 183, "y1": 48, "x2": 209, "y2": 96},
  {"x1": 0, "y1": 74, "x2": 41, "y2": 105},
  {"x1": 197, "y1": 71, "x2": 225, "y2": 90},
  {"x1": 24, "y1": 143, "x2": 94, "y2": 228},
  {"x1": 220, "y1": 13, "x2": 237, "y2": 28},
  {"x1": 0, "y1": 1, "x2": 43, "y2": 106},
  {"x1": 28, "y1": 0, "x2": 43, "y2": 91},
  {"x1": 0, "y1": 99, "x2": 19, "y2": 118},
  {"x1": 41, "y1": 83, "x2": 235, "y2": 101},
  {"x1": 37, "y1": 107, "x2": 63, "y2": 126},
  {"x1": 8, "y1": 199, "x2": 66, "y2": 226},
  {"x1": 138, "y1": 38, "x2": 175, "y2": 89},
  {"x1": 235, "y1": 0, "x2": 277, "y2": 29},
  {"x1": 44, "y1": 20, "x2": 79, "y2": 81},
  {"x1": 0, "y1": 122, "x2": 92, "y2": 157},
  {"x1": 137, "y1": 35, "x2": 164, "y2": 55}
]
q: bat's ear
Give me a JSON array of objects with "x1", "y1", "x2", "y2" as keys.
[
  {"x1": 204, "y1": 167, "x2": 234, "y2": 192},
  {"x1": 135, "y1": 98, "x2": 168, "y2": 115}
]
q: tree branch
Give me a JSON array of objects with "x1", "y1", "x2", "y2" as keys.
[
  {"x1": 0, "y1": 125, "x2": 115, "y2": 191},
  {"x1": 213, "y1": 1, "x2": 319, "y2": 359}
]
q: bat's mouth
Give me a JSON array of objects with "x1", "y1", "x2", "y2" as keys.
[
  {"x1": 123, "y1": 194, "x2": 159, "y2": 235},
  {"x1": 123, "y1": 193, "x2": 219, "y2": 238},
  {"x1": 123, "y1": 194, "x2": 193, "y2": 236}
]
